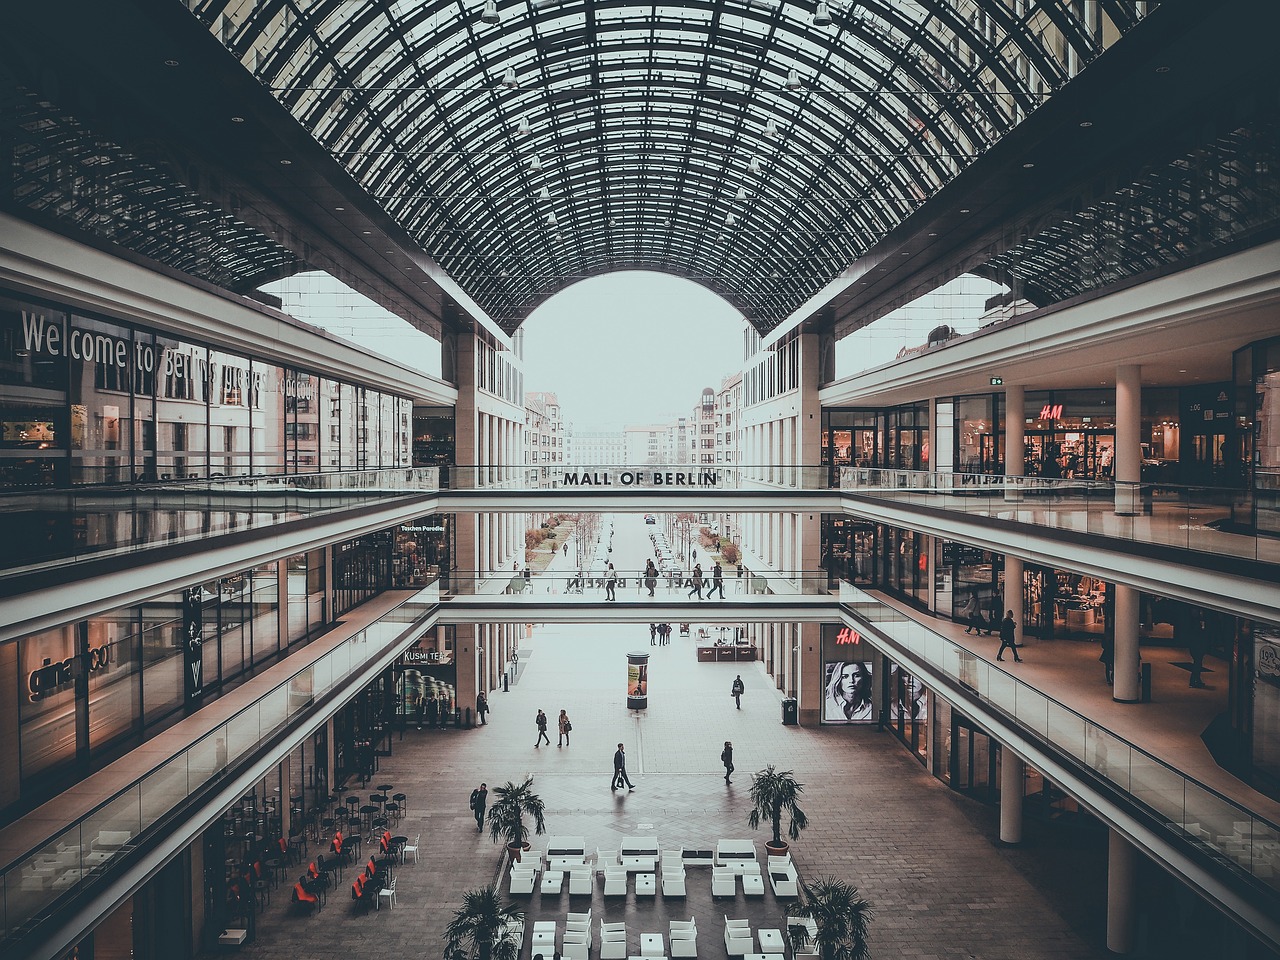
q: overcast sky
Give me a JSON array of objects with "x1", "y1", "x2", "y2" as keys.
[{"x1": 521, "y1": 271, "x2": 746, "y2": 429}]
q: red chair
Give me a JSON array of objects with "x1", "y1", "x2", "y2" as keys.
[
  {"x1": 308, "y1": 862, "x2": 321, "y2": 881},
  {"x1": 365, "y1": 858, "x2": 377, "y2": 881},
  {"x1": 292, "y1": 881, "x2": 319, "y2": 916}
]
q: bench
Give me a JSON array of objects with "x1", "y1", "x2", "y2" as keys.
[
  {"x1": 682, "y1": 848, "x2": 714, "y2": 867},
  {"x1": 715, "y1": 839, "x2": 757, "y2": 873}
]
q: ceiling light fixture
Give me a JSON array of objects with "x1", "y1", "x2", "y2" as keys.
[
  {"x1": 481, "y1": 0, "x2": 500, "y2": 24},
  {"x1": 726, "y1": 213, "x2": 738, "y2": 226},
  {"x1": 764, "y1": 119, "x2": 780, "y2": 139},
  {"x1": 516, "y1": 117, "x2": 531, "y2": 137},
  {"x1": 537, "y1": 186, "x2": 551, "y2": 201},
  {"x1": 164, "y1": 59, "x2": 180, "y2": 67},
  {"x1": 736, "y1": 187, "x2": 748, "y2": 200},
  {"x1": 813, "y1": 1, "x2": 832, "y2": 26},
  {"x1": 530, "y1": 155, "x2": 543, "y2": 171},
  {"x1": 231, "y1": 116, "x2": 245, "y2": 123},
  {"x1": 501, "y1": 67, "x2": 518, "y2": 89},
  {"x1": 546, "y1": 212, "x2": 557, "y2": 226},
  {"x1": 748, "y1": 157, "x2": 762, "y2": 175},
  {"x1": 785, "y1": 69, "x2": 802, "y2": 91}
]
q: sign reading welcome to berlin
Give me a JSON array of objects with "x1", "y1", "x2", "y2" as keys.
[{"x1": 561, "y1": 469, "x2": 720, "y2": 487}]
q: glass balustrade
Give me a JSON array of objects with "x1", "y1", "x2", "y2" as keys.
[
  {"x1": 0, "y1": 467, "x2": 440, "y2": 576},
  {"x1": 839, "y1": 583, "x2": 1280, "y2": 895},
  {"x1": 839, "y1": 467, "x2": 1279, "y2": 564},
  {"x1": 442, "y1": 568, "x2": 838, "y2": 598},
  {"x1": 0, "y1": 586, "x2": 437, "y2": 946}
]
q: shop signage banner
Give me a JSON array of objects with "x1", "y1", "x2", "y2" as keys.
[{"x1": 183, "y1": 586, "x2": 205, "y2": 705}]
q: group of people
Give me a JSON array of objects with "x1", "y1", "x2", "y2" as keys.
[
  {"x1": 415, "y1": 694, "x2": 455, "y2": 730},
  {"x1": 534, "y1": 708, "x2": 573, "y2": 747},
  {"x1": 648, "y1": 622, "x2": 675, "y2": 644},
  {"x1": 685, "y1": 561, "x2": 727, "y2": 600},
  {"x1": 959, "y1": 593, "x2": 1024, "y2": 663}
]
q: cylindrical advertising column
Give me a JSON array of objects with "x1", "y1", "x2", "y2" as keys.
[{"x1": 627, "y1": 652, "x2": 650, "y2": 710}]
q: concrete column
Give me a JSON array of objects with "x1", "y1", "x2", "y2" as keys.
[
  {"x1": 280, "y1": 753, "x2": 293, "y2": 840},
  {"x1": 0, "y1": 641, "x2": 19, "y2": 810},
  {"x1": 1114, "y1": 364, "x2": 1142, "y2": 514},
  {"x1": 870, "y1": 649, "x2": 885, "y2": 725},
  {"x1": 999, "y1": 746, "x2": 1025, "y2": 843},
  {"x1": 1004, "y1": 555, "x2": 1023, "y2": 640},
  {"x1": 1113, "y1": 583, "x2": 1141, "y2": 703},
  {"x1": 1004, "y1": 384, "x2": 1025, "y2": 503},
  {"x1": 454, "y1": 623, "x2": 478, "y2": 727},
  {"x1": 324, "y1": 717, "x2": 336, "y2": 793},
  {"x1": 323, "y1": 546, "x2": 334, "y2": 624},
  {"x1": 796, "y1": 622, "x2": 822, "y2": 725},
  {"x1": 1107, "y1": 828, "x2": 1137, "y2": 953},
  {"x1": 277, "y1": 559, "x2": 289, "y2": 650}
]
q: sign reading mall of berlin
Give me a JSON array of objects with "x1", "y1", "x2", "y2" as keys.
[{"x1": 561, "y1": 470, "x2": 719, "y2": 487}]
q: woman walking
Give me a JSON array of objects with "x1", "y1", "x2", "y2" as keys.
[
  {"x1": 558, "y1": 709, "x2": 572, "y2": 747},
  {"x1": 721, "y1": 741, "x2": 734, "y2": 784}
]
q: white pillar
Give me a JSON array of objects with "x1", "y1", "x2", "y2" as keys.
[
  {"x1": 1113, "y1": 583, "x2": 1141, "y2": 703},
  {"x1": 999, "y1": 747, "x2": 1025, "y2": 843},
  {"x1": 1114, "y1": 364, "x2": 1142, "y2": 514},
  {"x1": 1005, "y1": 384, "x2": 1025, "y2": 503},
  {"x1": 1107, "y1": 828, "x2": 1137, "y2": 954}
]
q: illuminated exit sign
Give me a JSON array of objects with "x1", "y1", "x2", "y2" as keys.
[{"x1": 990, "y1": 377, "x2": 1003, "y2": 386}]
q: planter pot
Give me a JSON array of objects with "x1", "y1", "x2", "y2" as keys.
[
  {"x1": 507, "y1": 842, "x2": 531, "y2": 862},
  {"x1": 765, "y1": 840, "x2": 790, "y2": 858}
]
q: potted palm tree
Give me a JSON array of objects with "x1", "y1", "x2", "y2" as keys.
[
  {"x1": 747, "y1": 765, "x2": 809, "y2": 856},
  {"x1": 785, "y1": 877, "x2": 873, "y2": 960},
  {"x1": 444, "y1": 884, "x2": 524, "y2": 960},
  {"x1": 486, "y1": 775, "x2": 547, "y2": 863}
]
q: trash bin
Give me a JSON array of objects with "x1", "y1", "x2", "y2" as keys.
[
  {"x1": 1140, "y1": 662, "x2": 1153, "y2": 702},
  {"x1": 465, "y1": 707, "x2": 473, "y2": 728},
  {"x1": 781, "y1": 698, "x2": 798, "y2": 726}
]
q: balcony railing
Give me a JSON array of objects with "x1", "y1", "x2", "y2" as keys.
[
  {"x1": 0, "y1": 586, "x2": 438, "y2": 947},
  {"x1": 841, "y1": 583, "x2": 1280, "y2": 897},
  {"x1": 840, "y1": 467, "x2": 1279, "y2": 564},
  {"x1": 0, "y1": 467, "x2": 440, "y2": 577}
]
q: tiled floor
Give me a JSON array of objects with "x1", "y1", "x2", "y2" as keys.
[{"x1": 234, "y1": 621, "x2": 1111, "y2": 960}]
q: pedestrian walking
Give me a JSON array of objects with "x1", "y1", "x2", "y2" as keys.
[
  {"x1": 731, "y1": 674, "x2": 745, "y2": 709},
  {"x1": 661, "y1": 622, "x2": 671, "y2": 645},
  {"x1": 1098, "y1": 635, "x2": 1115, "y2": 684},
  {"x1": 563, "y1": 542, "x2": 568, "y2": 557},
  {"x1": 476, "y1": 692, "x2": 489, "y2": 725},
  {"x1": 469, "y1": 782, "x2": 487, "y2": 832},
  {"x1": 558, "y1": 709, "x2": 572, "y2": 747},
  {"x1": 439, "y1": 695, "x2": 452, "y2": 728},
  {"x1": 996, "y1": 611, "x2": 1023, "y2": 662},
  {"x1": 644, "y1": 559, "x2": 658, "y2": 597},
  {"x1": 611, "y1": 743, "x2": 635, "y2": 791},
  {"x1": 960, "y1": 593, "x2": 983, "y2": 634},
  {"x1": 605, "y1": 563, "x2": 618, "y2": 601},
  {"x1": 721, "y1": 741, "x2": 734, "y2": 784},
  {"x1": 425, "y1": 695, "x2": 438, "y2": 728},
  {"x1": 650, "y1": 623, "x2": 657, "y2": 645},
  {"x1": 707, "y1": 561, "x2": 725, "y2": 599},
  {"x1": 687, "y1": 563, "x2": 704, "y2": 600},
  {"x1": 534, "y1": 709, "x2": 551, "y2": 747}
]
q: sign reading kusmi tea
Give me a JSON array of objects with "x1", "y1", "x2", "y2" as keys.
[{"x1": 561, "y1": 470, "x2": 719, "y2": 486}]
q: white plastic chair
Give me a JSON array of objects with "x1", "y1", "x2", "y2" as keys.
[
  {"x1": 508, "y1": 864, "x2": 536, "y2": 895},
  {"x1": 711, "y1": 866, "x2": 736, "y2": 897},
  {"x1": 600, "y1": 920, "x2": 627, "y2": 959},
  {"x1": 724, "y1": 916, "x2": 752, "y2": 957},
  {"x1": 603, "y1": 865, "x2": 627, "y2": 896},
  {"x1": 662, "y1": 862, "x2": 687, "y2": 897},
  {"x1": 376, "y1": 876, "x2": 397, "y2": 910},
  {"x1": 568, "y1": 865, "x2": 593, "y2": 895},
  {"x1": 562, "y1": 928, "x2": 589, "y2": 960},
  {"x1": 670, "y1": 915, "x2": 698, "y2": 958},
  {"x1": 401, "y1": 834, "x2": 420, "y2": 864}
]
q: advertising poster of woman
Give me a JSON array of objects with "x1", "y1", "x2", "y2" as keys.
[{"x1": 824, "y1": 661, "x2": 874, "y2": 722}]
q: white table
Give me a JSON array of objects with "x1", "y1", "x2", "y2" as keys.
[
  {"x1": 641, "y1": 933, "x2": 665, "y2": 956},
  {"x1": 621, "y1": 854, "x2": 657, "y2": 872},
  {"x1": 758, "y1": 929, "x2": 784, "y2": 952},
  {"x1": 635, "y1": 873, "x2": 656, "y2": 897},
  {"x1": 217, "y1": 929, "x2": 248, "y2": 946},
  {"x1": 742, "y1": 954, "x2": 783, "y2": 960},
  {"x1": 742, "y1": 872, "x2": 765, "y2": 896},
  {"x1": 540, "y1": 869, "x2": 564, "y2": 894},
  {"x1": 532, "y1": 920, "x2": 557, "y2": 950}
]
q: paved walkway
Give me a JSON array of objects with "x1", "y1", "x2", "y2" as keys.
[{"x1": 235, "y1": 621, "x2": 1111, "y2": 960}]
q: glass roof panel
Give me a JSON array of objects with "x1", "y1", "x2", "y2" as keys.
[{"x1": 190, "y1": 0, "x2": 1160, "y2": 332}]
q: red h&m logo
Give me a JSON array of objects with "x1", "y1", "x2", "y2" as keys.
[
  {"x1": 835, "y1": 627, "x2": 861, "y2": 645},
  {"x1": 1039, "y1": 403, "x2": 1063, "y2": 421}
]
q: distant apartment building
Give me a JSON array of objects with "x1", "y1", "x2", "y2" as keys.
[
  {"x1": 572, "y1": 429, "x2": 627, "y2": 466},
  {"x1": 524, "y1": 391, "x2": 566, "y2": 487}
]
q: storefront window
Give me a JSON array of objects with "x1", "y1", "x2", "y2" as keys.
[
  {"x1": 249, "y1": 562, "x2": 280, "y2": 666},
  {"x1": 87, "y1": 611, "x2": 140, "y2": 752},
  {"x1": 19, "y1": 625, "x2": 80, "y2": 781},
  {"x1": 819, "y1": 624, "x2": 876, "y2": 723},
  {"x1": 887, "y1": 661, "x2": 928, "y2": 763},
  {"x1": 155, "y1": 333, "x2": 209, "y2": 480},
  {"x1": 67, "y1": 314, "x2": 133, "y2": 485},
  {"x1": 392, "y1": 515, "x2": 451, "y2": 588},
  {"x1": 954, "y1": 394, "x2": 1002, "y2": 474},
  {"x1": 1, "y1": 296, "x2": 70, "y2": 487},
  {"x1": 139, "y1": 591, "x2": 184, "y2": 725},
  {"x1": 939, "y1": 541, "x2": 1002, "y2": 631}
]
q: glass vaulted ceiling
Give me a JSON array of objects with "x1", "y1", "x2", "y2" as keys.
[{"x1": 191, "y1": 0, "x2": 1157, "y2": 335}]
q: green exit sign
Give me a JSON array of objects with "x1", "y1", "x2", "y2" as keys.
[{"x1": 990, "y1": 377, "x2": 1004, "y2": 386}]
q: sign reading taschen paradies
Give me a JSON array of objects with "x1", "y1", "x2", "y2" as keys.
[{"x1": 560, "y1": 469, "x2": 720, "y2": 487}]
